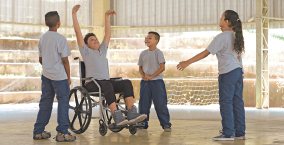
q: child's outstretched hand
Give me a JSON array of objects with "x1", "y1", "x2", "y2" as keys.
[
  {"x1": 177, "y1": 61, "x2": 190, "y2": 71},
  {"x1": 72, "y1": 5, "x2": 80, "y2": 14},
  {"x1": 105, "y1": 10, "x2": 116, "y2": 16}
]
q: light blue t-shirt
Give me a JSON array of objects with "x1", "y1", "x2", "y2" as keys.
[
  {"x1": 206, "y1": 31, "x2": 243, "y2": 74},
  {"x1": 38, "y1": 31, "x2": 71, "y2": 80},
  {"x1": 138, "y1": 48, "x2": 165, "y2": 80},
  {"x1": 78, "y1": 39, "x2": 110, "y2": 81}
]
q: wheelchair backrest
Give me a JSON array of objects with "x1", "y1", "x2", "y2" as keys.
[
  {"x1": 78, "y1": 59, "x2": 110, "y2": 87},
  {"x1": 79, "y1": 61, "x2": 86, "y2": 87}
]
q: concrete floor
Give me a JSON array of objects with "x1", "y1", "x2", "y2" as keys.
[{"x1": 1, "y1": 104, "x2": 284, "y2": 145}]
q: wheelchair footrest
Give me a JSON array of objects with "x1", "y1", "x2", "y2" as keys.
[
  {"x1": 126, "y1": 124, "x2": 145, "y2": 129},
  {"x1": 108, "y1": 123, "x2": 127, "y2": 129}
]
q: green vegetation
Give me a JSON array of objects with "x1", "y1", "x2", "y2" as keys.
[
  {"x1": 34, "y1": 65, "x2": 42, "y2": 75},
  {"x1": 0, "y1": 73, "x2": 26, "y2": 77},
  {"x1": 271, "y1": 34, "x2": 284, "y2": 41}
]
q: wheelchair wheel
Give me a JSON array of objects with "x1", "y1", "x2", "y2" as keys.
[
  {"x1": 129, "y1": 127, "x2": 137, "y2": 135},
  {"x1": 68, "y1": 86, "x2": 92, "y2": 134},
  {"x1": 99, "y1": 119, "x2": 108, "y2": 136},
  {"x1": 105, "y1": 103, "x2": 124, "y2": 133}
]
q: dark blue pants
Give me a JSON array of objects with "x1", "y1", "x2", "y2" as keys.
[
  {"x1": 219, "y1": 68, "x2": 246, "y2": 137},
  {"x1": 33, "y1": 75, "x2": 70, "y2": 134},
  {"x1": 139, "y1": 79, "x2": 171, "y2": 129}
]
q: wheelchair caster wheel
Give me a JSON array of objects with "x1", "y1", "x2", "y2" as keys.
[
  {"x1": 129, "y1": 127, "x2": 137, "y2": 135},
  {"x1": 99, "y1": 120, "x2": 107, "y2": 136}
]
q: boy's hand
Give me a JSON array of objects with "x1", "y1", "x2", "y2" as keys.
[
  {"x1": 143, "y1": 75, "x2": 152, "y2": 81},
  {"x1": 142, "y1": 77, "x2": 148, "y2": 81},
  {"x1": 177, "y1": 61, "x2": 190, "y2": 71},
  {"x1": 68, "y1": 79, "x2": 71, "y2": 85},
  {"x1": 72, "y1": 5, "x2": 80, "y2": 14},
  {"x1": 105, "y1": 10, "x2": 116, "y2": 16}
]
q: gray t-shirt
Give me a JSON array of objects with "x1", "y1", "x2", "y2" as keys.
[
  {"x1": 138, "y1": 48, "x2": 165, "y2": 80},
  {"x1": 38, "y1": 31, "x2": 71, "y2": 80},
  {"x1": 206, "y1": 31, "x2": 243, "y2": 74},
  {"x1": 78, "y1": 39, "x2": 110, "y2": 81}
]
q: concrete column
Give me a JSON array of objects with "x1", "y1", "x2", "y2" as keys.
[
  {"x1": 92, "y1": 0, "x2": 110, "y2": 119},
  {"x1": 92, "y1": 0, "x2": 110, "y2": 42}
]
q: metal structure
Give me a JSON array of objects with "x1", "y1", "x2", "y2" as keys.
[
  {"x1": 255, "y1": 0, "x2": 284, "y2": 109},
  {"x1": 255, "y1": 0, "x2": 269, "y2": 109}
]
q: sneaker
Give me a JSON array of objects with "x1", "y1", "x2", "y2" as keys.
[
  {"x1": 127, "y1": 105, "x2": 147, "y2": 125},
  {"x1": 213, "y1": 135, "x2": 234, "y2": 141},
  {"x1": 163, "y1": 125, "x2": 172, "y2": 132},
  {"x1": 113, "y1": 110, "x2": 128, "y2": 126},
  {"x1": 235, "y1": 136, "x2": 246, "y2": 140},
  {"x1": 55, "y1": 132, "x2": 76, "y2": 142},
  {"x1": 33, "y1": 131, "x2": 51, "y2": 140}
]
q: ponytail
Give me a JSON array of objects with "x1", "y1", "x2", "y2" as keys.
[{"x1": 224, "y1": 10, "x2": 245, "y2": 55}]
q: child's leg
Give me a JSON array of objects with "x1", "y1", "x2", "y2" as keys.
[
  {"x1": 139, "y1": 80, "x2": 152, "y2": 128},
  {"x1": 233, "y1": 70, "x2": 245, "y2": 137},
  {"x1": 86, "y1": 81, "x2": 117, "y2": 113},
  {"x1": 151, "y1": 80, "x2": 171, "y2": 128},
  {"x1": 110, "y1": 79, "x2": 135, "y2": 109},
  {"x1": 33, "y1": 75, "x2": 55, "y2": 134},
  {"x1": 111, "y1": 79, "x2": 147, "y2": 125},
  {"x1": 219, "y1": 68, "x2": 241, "y2": 137},
  {"x1": 52, "y1": 79, "x2": 70, "y2": 134}
]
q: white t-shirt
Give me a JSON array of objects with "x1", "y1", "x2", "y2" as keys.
[
  {"x1": 206, "y1": 31, "x2": 243, "y2": 74},
  {"x1": 38, "y1": 31, "x2": 71, "y2": 80}
]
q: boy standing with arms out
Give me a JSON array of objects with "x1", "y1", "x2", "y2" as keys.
[
  {"x1": 138, "y1": 31, "x2": 172, "y2": 131},
  {"x1": 33, "y1": 11, "x2": 76, "y2": 142}
]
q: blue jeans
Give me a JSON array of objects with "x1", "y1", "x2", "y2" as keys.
[
  {"x1": 219, "y1": 68, "x2": 246, "y2": 137},
  {"x1": 33, "y1": 75, "x2": 70, "y2": 134},
  {"x1": 139, "y1": 79, "x2": 171, "y2": 129}
]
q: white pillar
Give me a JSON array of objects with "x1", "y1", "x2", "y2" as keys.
[{"x1": 256, "y1": 0, "x2": 269, "y2": 109}]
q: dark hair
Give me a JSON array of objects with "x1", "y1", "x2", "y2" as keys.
[
  {"x1": 148, "y1": 31, "x2": 160, "y2": 44},
  {"x1": 224, "y1": 10, "x2": 244, "y2": 55},
  {"x1": 84, "y1": 33, "x2": 97, "y2": 44},
  {"x1": 45, "y1": 11, "x2": 60, "y2": 28}
]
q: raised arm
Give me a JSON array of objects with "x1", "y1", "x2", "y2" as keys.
[
  {"x1": 72, "y1": 5, "x2": 84, "y2": 48},
  {"x1": 104, "y1": 10, "x2": 116, "y2": 48}
]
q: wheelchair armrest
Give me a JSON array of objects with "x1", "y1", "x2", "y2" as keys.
[
  {"x1": 81, "y1": 77, "x2": 101, "y2": 93},
  {"x1": 110, "y1": 77, "x2": 122, "y2": 81}
]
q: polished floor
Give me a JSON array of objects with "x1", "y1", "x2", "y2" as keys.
[{"x1": 1, "y1": 103, "x2": 284, "y2": 145}]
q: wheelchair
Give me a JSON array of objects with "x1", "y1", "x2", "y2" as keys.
[{"x1": 68, "y1": 57, "x2": 144, "y2": 136}]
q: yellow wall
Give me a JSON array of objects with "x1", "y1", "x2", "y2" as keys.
[{"x1": 92, "y1": 0, "x2": 110, "y2": 42}]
